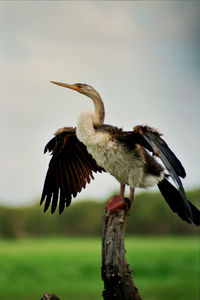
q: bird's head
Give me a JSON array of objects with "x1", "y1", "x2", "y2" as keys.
[
  {"x1": 50, "y1": 81, "x2": 99, "y2": 99},
  {"x1": 50, "y1": 80, "x2": 105, "y2": 126}
]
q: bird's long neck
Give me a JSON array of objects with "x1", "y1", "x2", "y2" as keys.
[
  {"x1": 76, "y1": 91, "x2": 105, "y2": 146},
  {"x1": 90, "y1": 91, "x2": 105, "y2": 127}
]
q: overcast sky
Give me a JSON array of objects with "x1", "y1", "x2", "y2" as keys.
[{"x1": 0, "y1": 1, "x2": 200, "y2": 207}]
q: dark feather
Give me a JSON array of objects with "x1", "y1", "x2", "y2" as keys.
[
  {"x1": 133, "y1": 126, "x2": 193, "y2": 220},
  {"x1": 158, "y1": 178, "x2": 200, "y2": 226},
  {"x1": 51, "y1": 190, "x2": 59, "y2": 214},
  {"x1": 142, "y1": 130, "x2": 186, "y2": 178},
  {"x1": 44, "y1": 193, "x2": 52, "y2": 213},
  {"x1": 41, "y1": 127, "x2": 105, "y2": 214}
]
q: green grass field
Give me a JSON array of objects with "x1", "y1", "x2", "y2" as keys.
[{"x1": 0, "y1": 237, "x2": 199, "y2": 300}]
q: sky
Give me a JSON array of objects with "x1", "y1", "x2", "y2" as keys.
[{"x1": 0, "y1": 1, "x2": 200, "y2": 207}]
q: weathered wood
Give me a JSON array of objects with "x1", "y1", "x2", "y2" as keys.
[
  {"x1": 40, "y1": 202, "x2": 141, "y2": 299},
  {"x1": 101, "y1": 208, "x2": 142, "y2": 300}
]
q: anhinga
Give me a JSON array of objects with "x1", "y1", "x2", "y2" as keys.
[{"x1": 41, "y1": 82, "x2": 200, "y2": 226}]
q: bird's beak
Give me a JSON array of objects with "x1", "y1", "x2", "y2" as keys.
[{"x1": 50, "y1": 81, "x2": 80, "y2": 92}]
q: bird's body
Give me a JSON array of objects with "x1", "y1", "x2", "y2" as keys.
[
  {"x1": 41, "y1": 81, "x2": 200, "y2": 226},
  {"x1": 77, "y1": 112, "x2": 164, "y2": 189}
]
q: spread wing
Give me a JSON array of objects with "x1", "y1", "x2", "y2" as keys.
[
  {"x1": 41, "y1": 127, "x2": 105, "y2": 214},
  {"x1": 133, "y1": 125, "x2": 186, "y2": 179},
  {"x1": 116, "y1": 125, "x2": 186, "y2": 180},
  {"x1": 117, "y1": 125, "x2": 199, "y2": 224}
]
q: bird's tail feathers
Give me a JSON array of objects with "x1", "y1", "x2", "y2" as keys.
[{"x1": 158, "y1": 178, "x2": 200, "y2": 226}]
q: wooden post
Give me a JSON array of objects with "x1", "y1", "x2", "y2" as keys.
[
  {"x1": 101, "y1": 208, "x2": 142, "y2": 300},
  {"x1": 40, "y1": 202, "x2": 141, "y2": 300}
]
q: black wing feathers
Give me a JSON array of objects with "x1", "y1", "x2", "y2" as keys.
[
  {"x1": 142, "y1": 131, "x2": 186, "y2": 178},
  {"x1": 134, "y1": 126, "x2": 186, "y2": 178},
  {"x1": 41, "y1": 127, "x2": 104, "y2": 214},
  {"x1": 133, "y1": 126, "x2": 194, "y2": 221},
  {"x1": 158, "y1": 178, "x2": 200, "y2": 226}
]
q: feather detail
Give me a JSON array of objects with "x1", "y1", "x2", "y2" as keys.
[
  {"x1": 158, "y1": 178, "x2": 200, "y2": 225},
  {"x1": 41, "y1": 127, "x2": 104, "y2": 214}
]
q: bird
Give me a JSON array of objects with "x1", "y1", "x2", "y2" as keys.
[{"x1": 41, "y1": 81, "x2": 200, "y2": 226}]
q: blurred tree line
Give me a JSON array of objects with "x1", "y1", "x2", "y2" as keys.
[{"x1": 0, "y1": 189, "x2": 199, "y2": 238}]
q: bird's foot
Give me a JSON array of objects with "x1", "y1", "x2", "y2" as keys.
[{"x1": 105, "y1": 195, "x2": 131, "y2": 212}]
